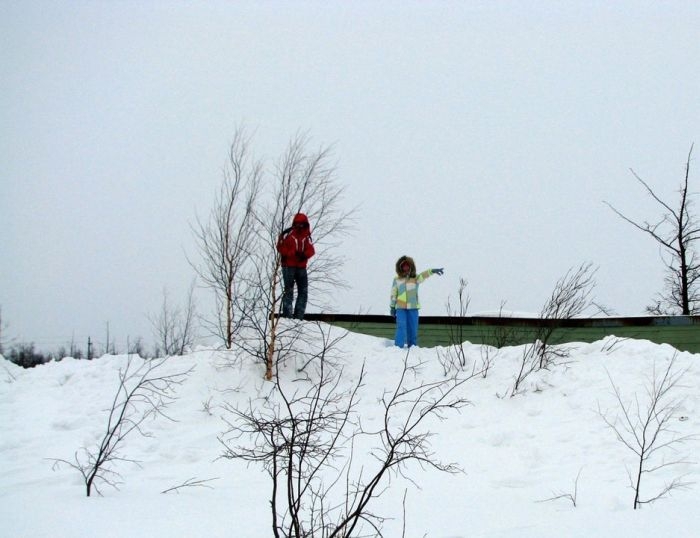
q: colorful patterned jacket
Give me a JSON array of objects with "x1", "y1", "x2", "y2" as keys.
[{"x1": 390, "y1": 255, "x2": 434, "y2": 310}]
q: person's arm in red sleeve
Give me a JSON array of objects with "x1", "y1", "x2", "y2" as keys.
[
  {"x1": 277, "y1": 232, "x2": 295, "y2": 257},
  {"x1": 304, "y1": 236, "x2": 315, "y2": 260}
]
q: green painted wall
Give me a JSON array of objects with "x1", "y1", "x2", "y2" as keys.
[{"x1": 305, "y1": 315, "x2": 700, "y2": 354}]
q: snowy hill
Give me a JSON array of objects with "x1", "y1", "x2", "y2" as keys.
[{"x1": 1, "y1": 321, "x2": 699, "y2": 537}]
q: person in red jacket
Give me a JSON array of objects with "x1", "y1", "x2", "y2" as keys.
[{"x1": 276, "y1": 213, "x2": 316, "y2": 319}]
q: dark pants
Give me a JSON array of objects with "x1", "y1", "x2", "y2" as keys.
[{"x1": 281, "y1": 266, "x2": 309, "y2": 319}]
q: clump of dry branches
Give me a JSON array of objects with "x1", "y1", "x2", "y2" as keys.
[
  {"x1": 219, "y1": 332, "x2": 471, "y2": 537},
  {"x1": 511, "y1": 262, "x2": 597, "y2": 396}
]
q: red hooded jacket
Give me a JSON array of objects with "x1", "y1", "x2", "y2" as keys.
[{"x1": 277, "y1": 213, "x2": 315, "y2": 268}]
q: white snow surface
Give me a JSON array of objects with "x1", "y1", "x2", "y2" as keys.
[{"x1": 2, "y1": 321, "x2": 699, "y2": 537}]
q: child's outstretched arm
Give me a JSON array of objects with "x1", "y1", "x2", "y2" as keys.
[{"x1": 416, "y1": 268, "x2": 444, "y2": 283}]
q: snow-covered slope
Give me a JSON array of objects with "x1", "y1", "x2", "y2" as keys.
[{"x1": 1, "y1": 322, "x2": 699, "y2": 537}]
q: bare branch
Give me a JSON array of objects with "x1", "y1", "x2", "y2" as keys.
[
  {"x1": 537, "y1": 467, "x2": 584, "y2": 508},
  {"x1": 161, "y1": 477, "x2": 219, "y2": 494}
]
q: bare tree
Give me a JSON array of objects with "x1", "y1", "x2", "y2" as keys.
[
  {"x1": 51, "y1": 355, "x2": 192, "y2": 496},
  {"x1": 192, "y1": 128, "x2": 352, "y2": 376},
  {"x1": 219, "y1": 342, "x2": 470, "y2": 537},
  {"x1": 236, "y1": 132, "x2": 354, "y2": 380},
  {"x1": 191, "y1": 128, "x2": 263, "y2": 348},
  {"x1": 150, "y1": 280, "x2": 198, "y2": 356},
  {"x1": 605, "y1": 144, "x2": 698, "y2": 315},
  {"x1": 511, "y1": 263, "x2": 597, "y2": 396},
  {"x1": 597, "y1": 353, "x2": 697, "y2": 509}
]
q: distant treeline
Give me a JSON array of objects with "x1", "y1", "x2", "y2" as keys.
[{"x1": 2, "y1": 340, "x2": 154, "y2": 369}]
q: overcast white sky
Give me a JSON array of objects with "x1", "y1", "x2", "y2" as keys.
[{"x1": 2, "y1": 1, "x2": 699, "y2": 352}]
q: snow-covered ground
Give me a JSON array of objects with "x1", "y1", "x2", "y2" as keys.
[{"x1": 2, "y1": 321, "x2": 699, "y2": 537}]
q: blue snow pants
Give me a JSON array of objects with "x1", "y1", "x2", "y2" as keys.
[{"x1": 394, "y1": 308, "x2": 419, "y2": 348}]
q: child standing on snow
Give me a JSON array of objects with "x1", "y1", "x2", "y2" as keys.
[
  {"x1": 390, "y1": 255, "x2": 444, "y2": 348},
  {"x1": 277, "y1": 213, "x2": 315, "y2": 319}
]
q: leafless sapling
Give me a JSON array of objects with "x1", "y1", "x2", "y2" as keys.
[
  {"x1": 439, "y1": 277, "x2": 471, "y2": 375},
  {"x1": 51, "y1": 355, "x2": 192, "y2": 496},
  {"x1": 597, "y1": 353, "x2": 697, "y2": 509},
  {"x1": 190, "y1": 127, "x2": 263, "y2": 349},
  {"x1": 219, "y1": 345, "x2": 361, "y2": 537},
  {"x1": 605, "y1": 144, "x2": 699, "y2": 315},
  {"x1": 511, "y1": 262, "x2": 597, "y2": 396},
  {"x1": 150, "y1": 280, "x2": 198, "y2": 356}
]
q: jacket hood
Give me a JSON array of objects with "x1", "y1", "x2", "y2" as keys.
[
  {"x1": 291, "y1": 213, "x2": 311, "y2": 235},
  {"x1": 395, "y1": 255, "x2": 416, "y2": 278},
  {"x1": 293, "y1": 213, "x2": 309, "y2": 225}
]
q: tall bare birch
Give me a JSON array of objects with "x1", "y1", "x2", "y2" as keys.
[{"x1": 191, "y1": 128, "x2": 262, "y2": 348}]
